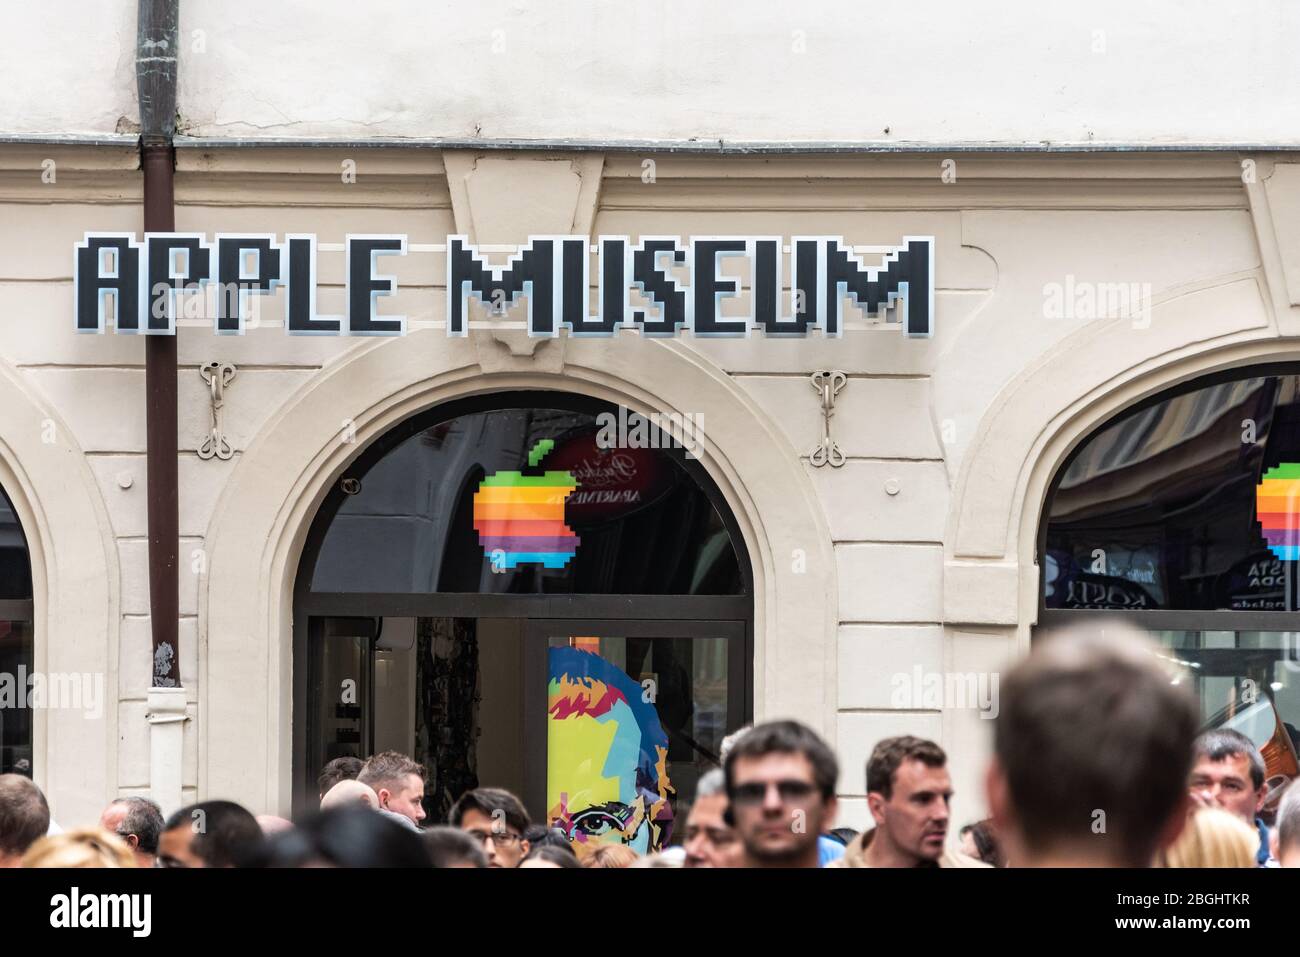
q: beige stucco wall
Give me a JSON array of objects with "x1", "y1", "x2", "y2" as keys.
[
  {"x1": 7, "y1": 1, "x2": 1300, "y2": 146},
  {"x1": 5, "y1": 144, "x2": 1300, "y2": 835}
]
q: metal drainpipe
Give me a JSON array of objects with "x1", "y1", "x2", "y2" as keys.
[
  {"x1": 137, "y1": 0, "x2": 179, "y2": 689},
  {"x1": 138, "y1": 0, "x2": 186, "y2": 815}
]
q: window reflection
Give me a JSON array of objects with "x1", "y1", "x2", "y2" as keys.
[
  {"x1": 1045, "y1": 375, "x2": 1300, "y2": 610},
  {"x1": 1150, "y1": 630, "x2": 1300, "y2": 781},
  {"x1": 310, "y1": 408, "x2": 743, "y2": 595},
  {"x1": 0, "y1": 489, "x2": 31, "y2": 600}
]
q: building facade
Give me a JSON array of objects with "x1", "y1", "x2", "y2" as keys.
[{"x1": 4, "y1": 2, "x2": 1300, "y2": 844}]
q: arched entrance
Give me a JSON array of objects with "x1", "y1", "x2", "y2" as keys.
[
  {"x1": 292, "y1": 390, "x2": 753, "y2": 852},
  {"x1": 1038, "y1": 363, "x2": 1300, "y2": 795}
]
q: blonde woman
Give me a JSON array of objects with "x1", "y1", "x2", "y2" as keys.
[
  {"x1": 1156, "y1": 808, "x2": 1259, "y2": 868},
  {"x1": 582, "y1": 844, "x2": 639, "y2": 868},
  {"x1": 22, "y1": 828, "x2": 137, "y2": 868}
]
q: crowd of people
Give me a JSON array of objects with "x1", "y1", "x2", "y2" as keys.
[{"x1": 2, "y1": 623, "x2": 1299, "y2": 869}]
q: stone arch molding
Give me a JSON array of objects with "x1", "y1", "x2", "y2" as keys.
[
  {"x1": 0, "y1": 360, "x2": 118, "y2": 826},
  {"x1": 943, "y1": 275, "x2": 1286, "y2": 630},
  {"x1": 200, "y1": 332, "x2": 837, "y2": 813}
]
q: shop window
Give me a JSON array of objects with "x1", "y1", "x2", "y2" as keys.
[
  {"x1": 296, "y1": 393, "x2": 752, "y2": 855},
  {"x1": 310, "y1": 403, "x2": 743, "y2": 596},
  {"x1": 0, "y1": 486, "x2": 33, "y2": 775},
  {"x1": 1040, "y1": 367, "x2": 1300, "y2": 791}
]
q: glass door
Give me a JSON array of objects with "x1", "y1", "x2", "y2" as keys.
[
  {"x1": 304, "y1": 614, "x2": 749, "y2": 834},
  {"x1": 305, "y1": 616, "x2": 376, "y2": 793}
]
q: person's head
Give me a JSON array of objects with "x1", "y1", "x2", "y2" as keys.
[
  {"x1": 723, "y1": 720, "x2": 838, "y2": 867},
  {"x1": 320, "y1": 778, "x2": 378, "y2": 812},
  {"x1": 547, "y1": 647, "x2": 675, "y2": 859},
  {"x1": 1189, "y1": 729, "x2": 1267, "y2": 827},
  {"x1": 423, "y1": 826, "x2": 488, "y2": 868},
  {"x1": 519, "y1": 844, "x2": 581, "y2": 868},
  {"x1": 719, "y1": 725, "x2": 752, "y2": 762},
  {"x1": 357, "y1": 752, "x2": 427, "y2": 826},
  {"x1": 317, "y1": 756, "x2": 364, "y2": 799},
  {"x1": 958, "y1": 819, "x2": 1004, "y2": 867},
  {"x1": 988, "y1": 622, "x2": 1199, "y2": 867},
  {"x1": 683, "y1": 768, "x2": 742, "y2": 868},
  {"x1": 158, "y1": 800, "x2": 262, "y2": 868},
  {"x1": 1156, "y1": 807, "x2": 1260, "y2": 868},
  {"x1": 865, "y1": 736, "x2": 952, "y2": 865},
  {"x1": 1272, "y1": 780, "x2": 1300, "y2": 868},
  {"x1": 257, "y1": 815, "x2": 293, "y2": 836},
  {"x1": 22, "y1": 828, "x2": 136, "y2": 868},
  {"x1": 0, "y1": 774, "x2": 50, "y2": 866},
  {"x1": 242, "y1": 807, "x2": 433, "y2": 868},
  {"x1": 99, "y1": 797, "x2": 164, "y2": 866},
  {"x1": 450, "y1": 787, "x2": 532, "y2": 867},
  {"x1": 522, "y1": 824, "x2": 573, "y2": 852},
  {"x1": 582, "y1": 843, "x2": 639, "y2": 868},
  {"x1": 630, "y1": 851, "x2": 683, "y2": 868}
]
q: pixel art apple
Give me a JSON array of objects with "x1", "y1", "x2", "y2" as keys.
[
  {"x1": 1257, "y1": 463, "x2": 1300, "y2": 560},
  {"x1": 473, "y1": 438, "x2": 581, "y2": 569}
]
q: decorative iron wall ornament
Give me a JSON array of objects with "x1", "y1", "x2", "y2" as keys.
[
  {"x1": 197, "y1": 361, "x2": 236, "y2": 460},
  {"x1": 809, "y1": 370, "x2": 847, "y2": 468}
]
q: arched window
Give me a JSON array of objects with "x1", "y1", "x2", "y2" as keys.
[
  {"x1": 1040, "y1": 366, "x2": 1300, "y2": 789},
  {"x1": 0, "y1": 483, "x2": 33, "y2": 775},
  {"x1": 294, "y1": 392, "x2": 752, "y2": 856}
]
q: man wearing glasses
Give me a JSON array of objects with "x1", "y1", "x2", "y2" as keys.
[
  {"x1": 449, "y1": 788, "x2": 532, "y2": 867},
  {"x1": 723, "y1": 721, "x2": 839, "y2": 868}
]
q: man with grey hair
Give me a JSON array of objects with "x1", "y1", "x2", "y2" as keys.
[
  {"x1": 719, "y1": 726, "x2": 751, "y2": 763},
  {"x1": 683, "y1": 768, "x2": 741, "y2": 868},
  {"x1": 99, "y1": 796, "x2": 164, "y2": 868},
  {"x1": 1270, "y1": 781, "x2": 1300, "y2": 867},
  {"x1": 1189, "y1": 727, "x2": 1272, "y2": 865}
]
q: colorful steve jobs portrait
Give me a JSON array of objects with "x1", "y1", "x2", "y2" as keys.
[{"x1": 547, "y1": 646, "x2": 674, "y2": 858}]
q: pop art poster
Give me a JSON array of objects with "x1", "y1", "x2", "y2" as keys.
[{"x1": 547, "y1": 645, "x2": 674, "y2": 859}]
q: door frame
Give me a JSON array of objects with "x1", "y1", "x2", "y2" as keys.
[{"x1": 290, "y1": 391, "x2": 755, "y2": 816}]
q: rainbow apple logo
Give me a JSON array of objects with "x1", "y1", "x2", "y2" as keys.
[
  {"x1": 1257, "y1": 463, "x2": 1300, "y2": 560},
  {"x1": 473, "y1": 439, "x2": 581, "y2": 569}
]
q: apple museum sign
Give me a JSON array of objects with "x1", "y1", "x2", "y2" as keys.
[{"x1": 73, "y1": 233, "x2": 934, "y2": 340}]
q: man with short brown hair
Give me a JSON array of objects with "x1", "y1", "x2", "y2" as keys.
[
  {"x1": 0, "y1": 774, "x2": 49, "y2": 867},
  {"x1": 987, "y1": 622, "x2": 1198, "y2": 867},
  {"x1": 317, "y1": 755, "x2": 364, "y2": 800},
  {"x1": 358, "y1": 752, "x2": 427, "y2": 827},
  {"x1": 833, "y1": 736, "x2": 985, "y2": 868}
]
